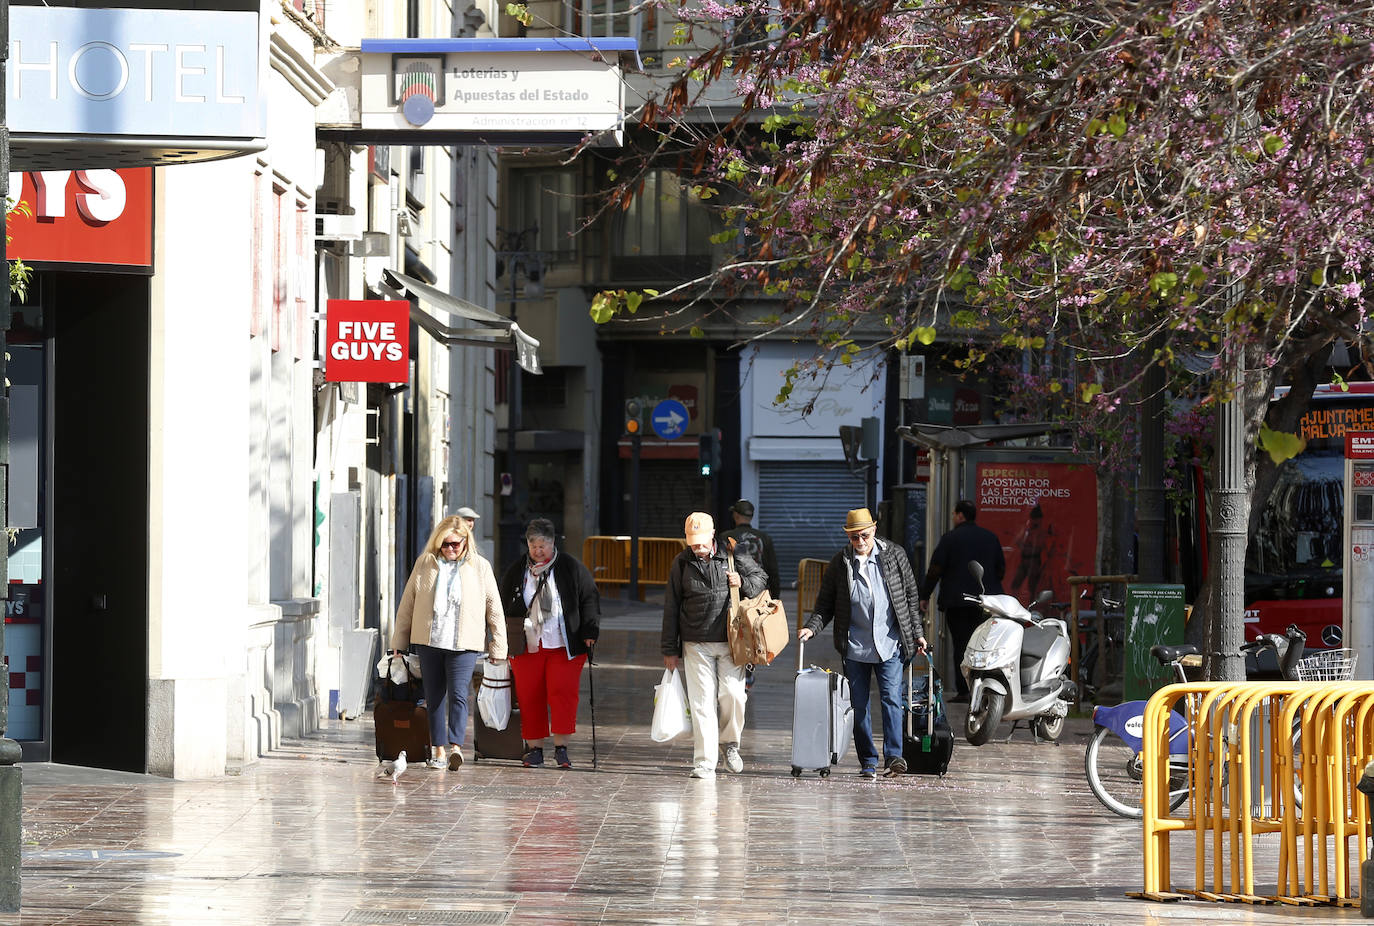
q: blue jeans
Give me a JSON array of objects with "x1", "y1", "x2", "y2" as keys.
[
  {"x1": 845, "y1": 655, "x2": 904, "y2": 768},
  {"x1": 415, "y1": 644, "x2": 480, "y2": 748}
]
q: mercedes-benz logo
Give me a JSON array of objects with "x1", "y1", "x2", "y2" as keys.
[{"x1": 1321, "y1": 624, "x2": 1343, "y2": 647}]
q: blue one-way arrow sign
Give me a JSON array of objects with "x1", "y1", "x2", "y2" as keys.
[{"x1": 651, "y1": 399, "x2": 689, "y2": 440}]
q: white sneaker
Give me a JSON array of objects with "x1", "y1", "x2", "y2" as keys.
[
  {"x1": 723, "y1": 743, "x2": 743, "y2": 774},
  {"x1": 689, "y1": 767, "x2": 716, "y2": 779}
]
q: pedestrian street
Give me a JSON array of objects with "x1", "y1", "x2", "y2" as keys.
[{"x1": 4, "y1": 603, "x2": 1366, "y2": 925}]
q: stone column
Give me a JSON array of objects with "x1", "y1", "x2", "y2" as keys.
[
  {"x1": 1136, "y1": 347, "x2": 1166, "y2": 583},
  {"x1": 0, "y1": 0, "x2": 23, "y2": 909}
]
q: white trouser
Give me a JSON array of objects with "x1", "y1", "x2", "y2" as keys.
[{"x1": 682, "y1": 641, "x2": 747, "y2": 773}]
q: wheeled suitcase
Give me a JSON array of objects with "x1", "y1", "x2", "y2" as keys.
[
  {"x1": 471, "y1": 667, "x2": 526, "y2": 762},
  {"x1": 903, "y1": 657, "x2": 953, "y2": 776},
  {"x1": 790, "y1": 639, "x2": 853, "y2": 777},
  {"x1": 374, "y1": 656, "x2": 429, "y2": 761}
]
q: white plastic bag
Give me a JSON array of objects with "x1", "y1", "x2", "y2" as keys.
[
  {"x1": 477, "y1": 661, "x2": 513, "y2": 731},
  {"x1": 375, "y1": 653, "x2": 422, "y2": 684},
  {"x1": 650, "y1": 668, "x2": 691, "y2": 743}
]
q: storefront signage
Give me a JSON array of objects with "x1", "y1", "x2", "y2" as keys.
[
  {"x1": 325, "y1": 301, "x2": 410, "y2": 383},
  {"x1": 10, "y1": 7, "x2": 263, "y2": 161},
  {"x1": 357, "y1": 39, "x2": 627, "y2": 138},
  {"x1": 6, "y1": 168, "x2": 153, "y2": 269}
]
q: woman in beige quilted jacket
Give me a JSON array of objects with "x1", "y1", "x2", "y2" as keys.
[{"x1": 391, "y1": 514, "x2": 507, "y2": 769}]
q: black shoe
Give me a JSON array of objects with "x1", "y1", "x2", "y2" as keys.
[
  {"x1": 554, "y1": 745, "x2": 572, "y2": 769},
  {"x1": 522, "y1": 747, "x2": 545, "y2": 768},
  {"x1": 883, "y1": 756, "x2": 908, "y2": 777}
]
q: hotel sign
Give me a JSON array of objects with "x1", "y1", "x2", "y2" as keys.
[{"x1": 10, "y1": 7, "x2": 265, "y2": 169}]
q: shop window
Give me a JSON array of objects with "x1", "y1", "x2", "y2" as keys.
[
  {"x1": 295, "y1": 199, "x2": 310, "y2": 360},
  {"x1": 508, "y1": 168, "x2": 578, "y2": 261},
  {"x1": 251, "y1": 170, "x2": 264, "y2": 337}
]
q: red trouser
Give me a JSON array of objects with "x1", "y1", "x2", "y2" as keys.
[{"x1": 510, "y1": 645, "x2": 587, "y2": 740}]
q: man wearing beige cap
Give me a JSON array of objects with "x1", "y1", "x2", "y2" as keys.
[
  {"x1": 456, "y1": 506, "x2": 480, "y2": 531},
  {"x1": 799, "y1": 508, "x2": 927, "y2": 778},
  {"x1": 662, "y1": 511, "x2": 767, "y2": 779}
]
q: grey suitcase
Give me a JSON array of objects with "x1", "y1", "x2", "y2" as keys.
[{"x1": 790, "y1": 639, "x2": 853, "y2": 777}]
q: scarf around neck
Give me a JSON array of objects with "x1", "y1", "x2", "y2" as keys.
[{"x1": 526, "y1": 551, "x2": 558, "y2": 636}]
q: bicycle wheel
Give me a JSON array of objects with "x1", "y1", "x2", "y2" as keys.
[{"x1": 1084, "y1": 726, "x2": 1189, "y2": 818}]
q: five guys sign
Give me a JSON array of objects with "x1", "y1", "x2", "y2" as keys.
[{"x1": 325, "y1": 300, "x2": 410, "y2": 383}]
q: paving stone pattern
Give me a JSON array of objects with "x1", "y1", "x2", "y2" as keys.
[{"x1": 2, "y1": 603, "x2": 1364, "y2": 924}]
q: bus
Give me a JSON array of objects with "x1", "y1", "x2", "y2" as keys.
[{"x1": 1220, "y1": 382, "x2": 1374, "y2": 656}]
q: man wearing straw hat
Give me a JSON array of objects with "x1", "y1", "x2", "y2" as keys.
[{"x1": 799, "y1": 508, "x2": 927, "y2": 779}]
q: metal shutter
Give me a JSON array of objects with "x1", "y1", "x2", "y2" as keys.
[
  {"x1": 637, "y1": 460, "x2": 706, "y2": 537},
  {"x1": 757, "y1": 461, "x2": 869, "y2": 588}
]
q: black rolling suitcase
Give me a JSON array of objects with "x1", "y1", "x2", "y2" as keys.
[
  {"x1": 471, "y1": 667, "x2": 526, "y2": 762},
  {"x1": 374, "y1": 655, "x2": 430, "y2": 762},
  {"x1": 903, "y1": 657, "x2": 953, "y2": 776}
]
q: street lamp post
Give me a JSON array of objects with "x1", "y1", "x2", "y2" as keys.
[{"x1": 497, "y1": 229, "x2": 543, "y2": 574}]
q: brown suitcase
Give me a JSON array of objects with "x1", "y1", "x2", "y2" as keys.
[
  {"x1": 374, "y1": 699, "x2": 430, "y2": 762},
  {"x1": 471, "y1": 671, "x2": 526, "y2": 761}
]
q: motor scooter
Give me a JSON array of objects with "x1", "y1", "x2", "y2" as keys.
[{"x1": 960, "y1": 561, "x2": 1075, "y2": 745}]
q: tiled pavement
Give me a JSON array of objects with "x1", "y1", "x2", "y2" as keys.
[{"x1": 2, "y1": 595, "x2": 1367, "y2": 924}]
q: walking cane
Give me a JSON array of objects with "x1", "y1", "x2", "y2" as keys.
[{"x1": 587, "y1": 642, "x2": 599, "y2": 770}]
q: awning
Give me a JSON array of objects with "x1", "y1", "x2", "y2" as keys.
[
  {"x1": 381, "y1": 269, "x2": 541, "y2": 374},
  {"x1": 896, "y1": 422, "x2": 1068, "y2": 450}
]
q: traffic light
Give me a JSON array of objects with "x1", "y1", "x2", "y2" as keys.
[
  {"x1": 698, "y1": 429, "x2": 721, "y2": 477},
  {"x1": 624, "y1": 397, "x2": 644, "y2": 436}
]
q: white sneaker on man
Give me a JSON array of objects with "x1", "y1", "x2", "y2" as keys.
[
  {"x1": 723, "y1": 743, "x2": 743, "y2": 774},
  {"x1": 689, "y1": 766, "x2": 716, "y2": 779}
]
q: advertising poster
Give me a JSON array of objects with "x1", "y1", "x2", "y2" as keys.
[{"x1": 974, "y1": 462, "x2": 1098, "y2": 605}]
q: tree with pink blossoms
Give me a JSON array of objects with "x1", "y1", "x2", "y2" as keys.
[{"x1": 585, "y1": 0, "x2": 1374, "y2": 678}]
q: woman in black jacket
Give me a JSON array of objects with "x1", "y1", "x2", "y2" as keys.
[{"x1": 500, "y1": 518, "x2": 600, "y2": 768}]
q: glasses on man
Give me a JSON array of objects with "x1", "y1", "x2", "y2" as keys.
[
  {"x1": 440, "y1": 540, "x2": 464, "y2": 550},
  {"x1": 848, "y1": 530, "x2": 875, "y2": 543}
]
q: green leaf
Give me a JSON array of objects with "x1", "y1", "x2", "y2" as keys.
[
  {"x1": 589, "y1": 293, "x2": 616, "y2": 325},
  {"x1": 689, "y1": 326, "x2": 705, "y2": 338},
  {"x1": 1261, "y1": 133, "x2": 1284, "y2": 156},
  {"x1": 624, "y1": 291, "x2": 643, "y2": 314},
  {"x1": 643, "y1": 288, "x2": 660, "y2": 297},
  {"x1": 1080, "y1": 383, "x2": 1102, "y2": 403},
  {"x1": 1258, "y1": 423, "x2": 1307, "y2": 464},
  {"x1": 914, "y1": 327, "x2": 937, "y2": 345},
  {"x1": 1107, "y1": 114, "x2": 1128, "y2": 137},
  {"x1": 1311, "y1": 268, "x2": 1326, "y2": 286}
]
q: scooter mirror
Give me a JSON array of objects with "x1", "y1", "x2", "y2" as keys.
[
  {"x1": 1034, "y1": 589, "x2": 1053, "y2": 608},
  {"x1": 968, "y1": 560, "x2": 985, "y2": 593}
]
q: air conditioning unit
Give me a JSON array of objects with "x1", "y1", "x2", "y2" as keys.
[{"x1": 350, "y1": 232, "x2": 390, "y2": 258}]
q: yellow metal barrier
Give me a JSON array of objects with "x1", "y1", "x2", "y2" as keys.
[
  {"x1": 581, "y1": 536, "x2": 630, "y2": 596},
  {"x1": 637, "y1": 537, "x2": 687, "y2": 600},
  {"x1": 1137, "y1": 680, "x2": 1374, "y2": 907},
  {"x1": 796, "y1": 558, "x2": 827, "y2": 631}
]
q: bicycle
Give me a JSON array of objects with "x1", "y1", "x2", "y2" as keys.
[{"x1": 1084, "y1": 627, "x2": 1319, "y2": 819}]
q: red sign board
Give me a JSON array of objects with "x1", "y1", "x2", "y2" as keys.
[
  {"x1": 975, "y1": 461, "x2": 1099, "y2": 605},
  {"x1": 6, "y1": 169, "x2": 153, "y2": 269},
  {"x1": 326, "y1": 300, "x2": 410, "y2": 383},
  {"x1": 1346, "y1": 430, "x2": 1374, "y2": 459}
]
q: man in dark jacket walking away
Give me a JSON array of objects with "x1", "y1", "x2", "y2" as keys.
[
  {"x1": 919, "y1": 499, "x2": 1006, "y2": 702},
  {"x1": 662, "y1": 512, "x2": 767, "y2": 779},
  {"x1": 799, "y1": 508, "x2": 928, "y2": 779},
  {"x1": 720, "y1": 499, "x2": 780, "y2": 599}
]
